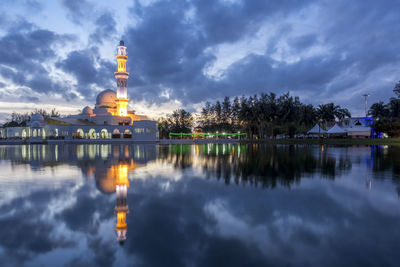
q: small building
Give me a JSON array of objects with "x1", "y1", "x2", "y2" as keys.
[{"x1": 341, "y1": 117, "x2": 372, "y2": 138}]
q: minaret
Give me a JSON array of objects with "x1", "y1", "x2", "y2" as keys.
[
  {"x1": 114, "y1": 164, "x2": 129, "y2": 244},
  {"x1": 115, "y1": 40, "x2": 129, "y2": 117}
]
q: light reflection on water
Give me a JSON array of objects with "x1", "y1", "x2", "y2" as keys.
[{"x1": 0, "y1": 144, "x2": 399, "y2": 266}]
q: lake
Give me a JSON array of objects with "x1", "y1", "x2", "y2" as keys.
[{"x1": 0, "y1": 144, "x2": 399, "y2": 267}]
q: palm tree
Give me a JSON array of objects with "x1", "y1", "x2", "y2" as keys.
[
  {"x1": 335, "y1": 108, "x2": 351, "y2": 120},
  {"x1": 368, "y1": 101, "x2": 388, "y2": 119},
  {"x1": 316, "y1": 103, "x2": 337, "y2": 122},
  {"x1": 388, "y1": 98, "x2": 400, "y2": 119}
]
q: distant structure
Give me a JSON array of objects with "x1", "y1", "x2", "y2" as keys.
[
  {"x1": 0, "y1": 41, "x2": 158, "y2": 142},
  {"x1": 307, "y1": 117, "x2": 373, "y2": 138},
  {"x1": 362, "y1": 94, "x2": 370, "y2": 117}
]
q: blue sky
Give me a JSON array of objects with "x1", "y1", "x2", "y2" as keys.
[{"x1": 0, "y1": 0, "x2": 399, "y2": 121}]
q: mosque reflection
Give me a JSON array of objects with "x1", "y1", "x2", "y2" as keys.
[
  {"x1": 1, "y1": 143, "x2": 400, "y2": 245},
  {"x1": 114, "y1": 161, "x2": 130, "y2": 244},
  {"x1": 2, "y1": 143, "x2": 400, "y2": 188},
  {"x1": 0, "y1": 144, "x2": 156, "y2": 244}
]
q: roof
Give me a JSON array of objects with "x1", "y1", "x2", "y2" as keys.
[
  {"x1": 346, "y1": 126, "x2": 371, "y2": 132},
  {"x1": 327, "y1": 123, "x2": 346, "y2": 134},
  {"x1": 307, "y1": 124, "x2": 326, "y2": 134}
]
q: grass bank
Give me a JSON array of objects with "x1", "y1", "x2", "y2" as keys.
[{"x1": 239, "y1": 138, "x2": 400, "y2": 146}]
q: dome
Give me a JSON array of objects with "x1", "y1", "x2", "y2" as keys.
[
  {"x1": 82, "y1": 106, "x2": 93, "y2": 115},
  {"x1": 31, "y1": 121, "x2": 41, "y2": 127},
  {"x1": 31, "y1": 113, "x2": 44, "y2": 122},
  {"x1": 96, "y1": 89, "x2": 116, "y2": 108}
]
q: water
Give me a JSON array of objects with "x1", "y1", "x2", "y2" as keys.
[{"x1": 0, "y1": 144, "x2": 399, "y2": 267}]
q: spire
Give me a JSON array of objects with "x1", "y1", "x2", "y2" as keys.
[{"x1": 115, "y1": 40, "x2": 130, "y2": 117}]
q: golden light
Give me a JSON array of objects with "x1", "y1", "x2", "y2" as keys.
[{"x1": 116, "y1": 212, "x2": 127, "y2": 229}]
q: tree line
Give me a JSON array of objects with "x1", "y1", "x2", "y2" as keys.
[
  {"x1": 368, "y1": 81, "x2": 400, "y2": 137},
  {"x1": 158, "y1": 92, "x2": 351, "y2": 139},
  {"x1": 2, "y1": 108, "x2": 60, "y2": 127}
]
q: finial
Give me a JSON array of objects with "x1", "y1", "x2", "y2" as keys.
[{"x1": 119, "y1": 40, "x2": 125, "y2": 46}]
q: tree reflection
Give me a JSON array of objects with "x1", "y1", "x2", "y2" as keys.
[
  {"x1": 158, "y1": 144, "x2": 353, "y2": 188},
  {"x1": 371, "y1": 145, "x2": 400, "y2": 183}
]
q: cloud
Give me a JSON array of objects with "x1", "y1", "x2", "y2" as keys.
[
  {"x1": 89, "y1": 12, "x2": 117, "y2": 44},
  {"x1": 120, "y1": 0, "x2": 400, "y2": 114},
  {"x1": 61, "y1": 0, "x2": 94, "y2": 24},
  {"x1": 0, "y1": 189, "x2": 75, "y2": 266},
  {"x1": 1, "y1": 0, "x2": 400, "y2": 116},
  {"x1": 56, "y1": 47, "x2": 115, "y2": 99},
  {"x1": 0, "y1": 21, "x2": 76, "y2": 100}
]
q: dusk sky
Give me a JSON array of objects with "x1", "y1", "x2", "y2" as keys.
[{"x1": 0, "y1": 0, "x2": 399, "y2": 121}]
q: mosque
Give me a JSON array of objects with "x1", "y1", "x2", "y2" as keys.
[{"x1": 0, "y1": 41, "x2": 158, "y2": 142}]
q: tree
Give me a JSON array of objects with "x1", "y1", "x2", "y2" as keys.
[
  {"x1": 213, "y1": 101, "x2": 222, "y2": 126},
  {"x1": 231, "y1": 96, "x2": 241, "y2": 130},
  {"x1": 157, "y1": 117, "x2": 171, "y2": 139},
  {"x1": 168, "y1": 109, "x2": 193, "y2": 133},
  {"x1": 316, "y1": 103, "x2": 337, "y2": 122},
  {"x1": 368, "y1": 101, "x2": 388, "y2": 119},
  {"x1": 201, "y1": 102, "x2": 212, "y2": 131},
  {"x1": 3, "y1": 112, "x2": 30, "y2": 127},
  {"x1": 336, "y1": 108, "x2": 351, "y2": 120},
  {"x1": 388, "y1": 98, "x2": 400, "y2": 119},
  {"x1": 221, "y1": 96, "x2": 232, "y2": 130},
  {"x1": 32, "y1": 108, "x2": 61, "y2": 119},
  {"x1": 316, "y1": 103, "x2": 350, "y2": 122},
  {"x1": 393, "y1": 81, "x2": 400, "y2": 98}
]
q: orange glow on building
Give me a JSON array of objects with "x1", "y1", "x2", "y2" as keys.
[
  {"x1": 116, "y1": 211, "x2": 127, "y2": 229},
  {"x1": 115, "y1": 40, "x2": 130, "y2": 118}
]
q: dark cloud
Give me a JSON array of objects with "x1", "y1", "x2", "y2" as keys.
[
  {"x1": 56, "y1": 47, "x2": 115, "y2": 98},
  {"x1": 56, "y1": 184, "x2": 114, "y2": 234},
  {"x1": 0, "y1": 189, "x2": 75, "y2": 266},
  {"x1": 0, "y1": 21, "x2": 76, "y2": 99},
  {"x1": 119, "y1": 0, "x2": 400, "y2": 114},
  {"x1": 89, "y1": 12, "x2": 117, "y2": 44},
  {"x1": 1, "y1": 0, "x2": 399, "y2": 114},
  {"x1": 61, "y1": 0, "x2": 94, "y2": 24}
]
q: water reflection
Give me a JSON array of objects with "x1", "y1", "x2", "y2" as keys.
[
  {"x1": 115, "y1": 162, "x2": 130, "y2": 244},
  {"x1": 0, "y1": 144, "x2": 400, "y2": 266},
  {"x1": 158, "y1": 144, "x2": 354, "y2": 188}
]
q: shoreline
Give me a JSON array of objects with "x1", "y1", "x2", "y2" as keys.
[{"x1": 0, "y1": 138, "x2": 399, "y2": 145}]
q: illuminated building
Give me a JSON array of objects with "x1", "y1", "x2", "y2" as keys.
[
  {"x1": 115, "y1": 40, "x2": 129, "y2": 117},
  {"x1": 0, "y1": 41, "x2": 159, "y2": 142}
]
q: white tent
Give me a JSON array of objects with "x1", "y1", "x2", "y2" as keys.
[
  {"x1": 307, "y1": 124, "x2": 326, "y2": 134},
  {"x1": 327, "y1": 123, "x2": 347, "y2": 134}
]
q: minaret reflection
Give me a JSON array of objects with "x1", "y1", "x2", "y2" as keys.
[{"x1": 114, "y1": 163, "x2": 130, "y2": 245}]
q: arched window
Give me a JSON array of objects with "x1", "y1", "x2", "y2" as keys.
[
  {"x1": 76, "y1": 129, "x2": 84, "y2": 139},
  {"x1": 22, "y1": 129, "x2": 27, "y2": 139},
  {"x1": 123, "y1": 129, "x2": 132, "y2": 139},
  {"x1": 112, "y1": 129, "x2": 121, "y2": 139},
  {"x1": 88, "y1": 129, "x2": 96, "y2": 139},
  {"x1": 101, "y1": 129, "x2": 108, "y2": 139}
]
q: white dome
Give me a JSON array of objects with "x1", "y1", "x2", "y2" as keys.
[
  {"x1": 96, "y1": 89, "x2": 116, "y2": 108},
  {"x1": 31, "y1": 121, "x2": 41, "y2": 127},
  {"x1": 82, "y1": 106, "x2": 93, "y2": 115},
  {"x1": 31, "y1": 113, "x2": 44, "y2": 122}
]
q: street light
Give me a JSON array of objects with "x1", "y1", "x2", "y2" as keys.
[{"x1": 363, "y1": 94, "x2": 370, "y2": 117}]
